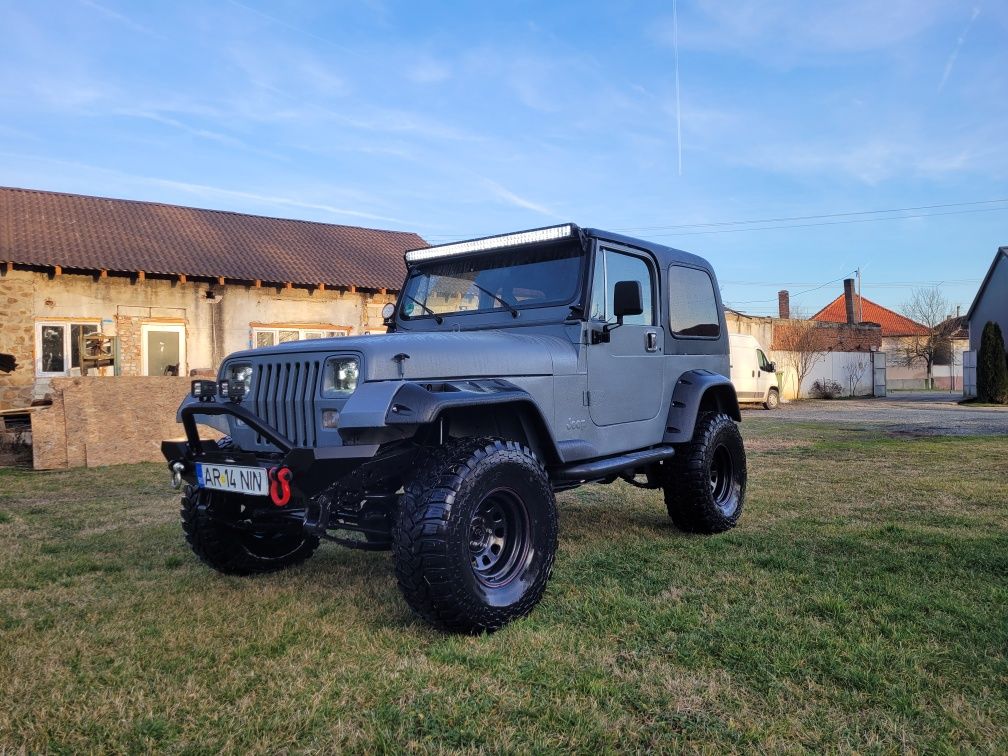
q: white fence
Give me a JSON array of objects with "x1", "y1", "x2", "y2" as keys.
[
  {"x1": 769, "y1": 350, "x2": 881, "y2": 399},
  {"x1": 963, "y1": 350, "x2": 977, "y2": 397}
]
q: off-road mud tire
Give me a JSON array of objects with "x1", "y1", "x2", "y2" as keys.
[
  {"x1": 663, "y1": 412, "x2": 746, "y2": 534},
  {"x1": 180, "y1": 485, "x2": 319, "y2": 575},
  {"x1": 393, "y1": 437, "x2": 558, "y2": 634}
]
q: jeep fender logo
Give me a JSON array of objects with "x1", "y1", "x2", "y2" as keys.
[{"x1": 566, "y1": 417, "x2": 587, "y2": 431}]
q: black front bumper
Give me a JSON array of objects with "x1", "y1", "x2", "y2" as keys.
[{"x1": 163, "y1": 398, "x2": 380, "y2": 497}]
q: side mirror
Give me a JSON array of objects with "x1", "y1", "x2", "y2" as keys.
[
  {"x1": 593, "y1": 280, "x2": 644, "y2": 344},
  {"x1": 613, "y1": 280, "x2": 643, "y2": 320},
  {"x1": 768, "y1": 361, "x2": 777, "y2": 373}
]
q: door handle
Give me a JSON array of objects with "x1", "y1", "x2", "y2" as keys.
[{"x1": 646, "y1": 331, "x2": 659, "y2": 352}]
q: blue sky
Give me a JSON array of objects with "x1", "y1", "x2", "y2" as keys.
[{"x1": 1, "y1": 1, "x2": 1005, "y2": 316}]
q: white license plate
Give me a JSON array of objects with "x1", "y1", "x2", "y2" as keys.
[{"x1": 196, "y1": 463, "x2": 269, "y2": 497}]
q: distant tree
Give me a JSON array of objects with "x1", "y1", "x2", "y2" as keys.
[
  {"x1": 775, "y1": 312, "x2": 829, "y2": 399},
  {"x1": 841, "y1": 355, "x2": 869, "y2": 397},
  {"x1": 977, "y1": 321, "x2": 1008, "y2": 404},
  {"x1": 897, "y1": 287, "x2": 958, "y2": 389}
]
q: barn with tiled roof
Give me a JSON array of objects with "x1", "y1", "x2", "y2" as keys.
[{"x1": 0, "y1": 186, "x2": 426, "y2": 410}]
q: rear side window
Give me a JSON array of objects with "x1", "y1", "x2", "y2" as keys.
[{"x1": 668, "y1": 265, "x2": 721, "y2": 337}]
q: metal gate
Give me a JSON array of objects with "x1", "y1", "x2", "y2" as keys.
[
  {"x1": 872, "y1": 351, "x2": 887, "y2": 397},
  {"x1": 963, "y1": 350, "x2": 977, "y2": 397}
]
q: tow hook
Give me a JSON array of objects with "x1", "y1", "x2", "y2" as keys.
[
  {"x1": 170, "y1": 462, "x2": 185, "y2": 490},
  {"x1": 268, "y1": 466, "x2": 293, "y2": 507}
]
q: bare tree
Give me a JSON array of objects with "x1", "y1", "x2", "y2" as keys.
[
  {"x1": 842, "y1": 355, "x2": 869, "y2": 397},
  {"x1": 774, "y1": 313, "x2": 830, "y2": 399},
  {"x1": 897, "y1": 287, "x2": 957, "y2": 390}
]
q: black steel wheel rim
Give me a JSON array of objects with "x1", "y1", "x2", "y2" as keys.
[
  {"x1": 239, "y1": 528, "x2": 305, "y2": 560},
  {"x1": 468, "y1": 487, "x2": 530, "y2": 588},
  {"x1": 709, "y1": 444, "x2": 737, "y2": 515},
  {"x1": 214, "y1": 496, "x2": 305, "y2": 560}
]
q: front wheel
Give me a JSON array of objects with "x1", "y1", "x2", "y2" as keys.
[
  {"x1": 393, "y1": 438, "x2": 558, "y2": 634},
  {"x1": 764, "y1": 387, "x2": 780, "y2": 410},
  {"x1": 663, "y1": 412, "x2": 746, "y2": 533},
  {"x1": 180, "y1": 486, "x2": 319, "y2": 575}
]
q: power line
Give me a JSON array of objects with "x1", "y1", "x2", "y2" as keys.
[
  {"x1": 613, "y1": 197, "x2": 1008, "y2": 232},
  {"x1": 422, "y1": 197, "x2": 1008, "y2": 240},
  {"x1": 722, "y1": 277, "x2": 979, "y2": 286},
  {"x1": 646, "y1": 205, "x2": 1008, "y2": 237}
]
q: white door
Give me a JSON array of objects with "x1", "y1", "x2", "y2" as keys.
[{"x1": 141, "y1": 323, "x2": 186, "y2": 376}]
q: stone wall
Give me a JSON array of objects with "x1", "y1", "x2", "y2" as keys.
[
  {"x1": 0, "y1": 267, "x2": 399, "y2": 411},
  {"x1": 0, "y1": 272, "x2": 35, "y2": 409},
  {"x1": 31, "y1": 376, "x2": 195, "y2": 469}
]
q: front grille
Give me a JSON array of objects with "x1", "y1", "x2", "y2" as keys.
[{"x1": 252, "y1": 359, "x2": 321, "y2": 447}]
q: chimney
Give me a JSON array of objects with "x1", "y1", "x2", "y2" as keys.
[
  {"x1": 843, "y1": 278, "x2": 856, "y2": 324},
  {"x1": 778, "y1": 290, "x2": 790, "y2": 319}
]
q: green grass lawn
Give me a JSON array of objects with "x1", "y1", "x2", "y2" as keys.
[{"x1": 1, "y1": 420, "x2": 1006, "y2": 753}]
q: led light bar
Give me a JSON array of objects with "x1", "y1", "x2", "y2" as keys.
[{"x1": 405, "y1": 224, "x2": 576, "y2": 263}]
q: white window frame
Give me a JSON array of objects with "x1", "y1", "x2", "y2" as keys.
[
  {"x1": 140, "y1": 322, "x2": 187, "y2": 377},
  {"x1": 252, "y1": 326, "x2": 350, "y2": 348},
  {"x1": 35, "y1": 320, "x2": 102, "y2": 377}
]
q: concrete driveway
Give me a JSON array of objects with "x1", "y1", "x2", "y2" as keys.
[{"x1": 744, "y1": 391, "x2": 1008, "y2": 436}]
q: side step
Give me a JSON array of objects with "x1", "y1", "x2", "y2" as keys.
[{"x1": 554, "y1": 446, "x2": 676, "y2": 482}]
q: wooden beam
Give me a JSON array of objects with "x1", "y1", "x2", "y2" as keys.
[
  {"x1": 349, "y1": 285, "x2": 357, "y2": 294},
  {"x1": 178, "y1": 274, "x2": 187, "y2": 285},
  {"x1": 218, "y1": 276, "x2": 225, "y2": 286},
  {"x1": 137, "y1": 270, "x2": 146, "y2": 283},
  {"x1": 254, "y1": 279, "x2": 262, "y2": 289},
  {"x1": 2, "y1": 261, "x2": 11, "y2": 277},
  {"x1": 379, "y1": 288, "x2": 387, "y2": 295},
  {"x1": 100, "y1": 269, "x2": 107, "y2": 279},
  {"x1": 54, "y1": 265, "x2": 62, "y2": 276},
  {"x1": 317, "y1": 283, "x2": 325, "y2": 292},
  {"x1": 284, "y1": 282, "x2": 292, "y2": 290}
]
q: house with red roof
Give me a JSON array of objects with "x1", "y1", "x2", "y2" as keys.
[{"x1": 810, "y1": 281, "x2": 967, "y2": 390}]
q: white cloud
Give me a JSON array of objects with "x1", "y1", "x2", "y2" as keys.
[
  {"x1": 652, "y1": 0, "x2": 951, "y2": 63},
  {"x1": 480, "y1": 178, "x2": 557, "y2": 217}
]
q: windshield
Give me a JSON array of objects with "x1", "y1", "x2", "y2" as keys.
[{"x1": 400, "y1": 243, "x2": 584, "y2": 319}]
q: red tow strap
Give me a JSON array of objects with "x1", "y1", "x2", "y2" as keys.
[{"x1": 268, "y1": 467, "x2": 293, "y2": 507}]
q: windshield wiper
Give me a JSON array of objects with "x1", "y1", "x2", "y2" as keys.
[
  {"x1": 469, "y1": 282, "x2": 519, "y2": 318},
  {"x1": 403, "y1": 294, "x2": 443, "y2": 324}
]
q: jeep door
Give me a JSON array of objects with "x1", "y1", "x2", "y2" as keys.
[{"x1": 586, "y1": 245, "x2": 664, "y2": 426}]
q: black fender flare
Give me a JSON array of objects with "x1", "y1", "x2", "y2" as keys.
[
  {"x1": 384, "y1": 380, "x2": 562, "y2": 464},
  {"x1": 662, "y1": 370, "x2": 741, "y2": 444}
]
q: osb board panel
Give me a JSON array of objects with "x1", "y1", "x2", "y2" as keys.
[
  {"x1": 31, "y1": 394, "x2": 68, "y2": 470},
  {"x1": 34, "y1": 377, "x2": 193, "y2": 469}
]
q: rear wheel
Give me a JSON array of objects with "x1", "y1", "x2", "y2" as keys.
[
  {"x1": 764, "y1": 387, "x2": 780, "y2": 410},
  {"x1": 180, "y1": 486, "x2": 319, "y2": 575},
  {"x1": 663, "y1": 412, "x2": 746, "y2": 533},
  {"x1": 393, "y1": 438, "x2": 558, "y2": 633}
]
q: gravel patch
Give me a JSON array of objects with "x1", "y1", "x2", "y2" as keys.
[{"x1": 745, "y1": 392, "x2": 1008, "y2": 436}]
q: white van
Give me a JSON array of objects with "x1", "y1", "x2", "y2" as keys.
[{"x1": 729, "y1": 333, "x2": 780, "y2": 409}]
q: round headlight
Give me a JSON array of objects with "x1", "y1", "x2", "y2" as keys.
[{"x1": 382, "y1": 302, "x2": 395, "y2": 319}]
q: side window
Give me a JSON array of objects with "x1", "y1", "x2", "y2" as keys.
[
  {"x1": 589, "y1": 248, "x2": 655, "y2": 326},
  {"x1": 757, "y1": 349, "x2": 772, "y2": 371},
  {"x1": 668, "y1": 266, "x2": 721, "y2": 337}
]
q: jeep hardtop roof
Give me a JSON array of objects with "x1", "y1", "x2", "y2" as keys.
[{"x1": 406, "y1": 223, "x2": 714, "y2": 273}]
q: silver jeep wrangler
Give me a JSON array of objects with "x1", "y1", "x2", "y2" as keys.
[{"x1": 163, "y1": 224, "x2": 745, "y2": 633}]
